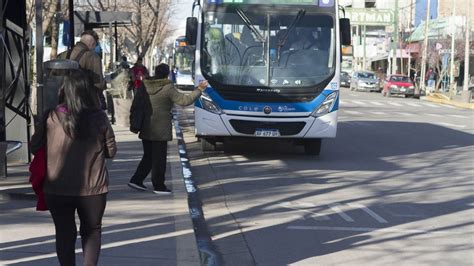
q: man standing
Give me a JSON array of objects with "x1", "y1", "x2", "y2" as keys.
[{"x1": 59, "y1": 30, "x2": 107, "y2": 109}]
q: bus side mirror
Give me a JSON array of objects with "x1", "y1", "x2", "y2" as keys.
[
  {"x1": 340, "y1": 18, "x2": 351, "y2": 46},
  {"x1": 186, "y1": 17, "x2": 198, "y2": 46}
]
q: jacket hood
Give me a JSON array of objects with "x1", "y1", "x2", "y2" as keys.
[{"x1": 143, "y1": 79, "x2": 171, "y2": 95}]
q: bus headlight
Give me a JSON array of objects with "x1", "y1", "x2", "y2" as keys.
[
  {"x1": 200, "y1": 93, "x2": 224, "y2": 114},
  {"x1": 311, "y1": 91, "x2": 338, "y2": 117}
]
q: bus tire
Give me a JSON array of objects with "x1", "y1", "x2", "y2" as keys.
[
  {"x1": 201, "y1": 137, "x2": 216, "y2": 151},
  {"x1": 304, "y1": 139, "x2": 321, "y2": 155}
]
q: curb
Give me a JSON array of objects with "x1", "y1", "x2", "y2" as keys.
[{"x1": 420, "y1": 95, "x2": 474, "y2": 110}]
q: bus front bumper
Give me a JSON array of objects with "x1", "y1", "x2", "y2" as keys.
[{"x1": 194, "y1": 108, "x2": 338, "y2": 139}]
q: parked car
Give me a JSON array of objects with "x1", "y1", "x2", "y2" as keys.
[
  {"x1": 350, "y1": 71, "x2": 380, "y2": 92},
  {"x1": 382, "y1": 74, "x2": 415, "y2": 97},
  {"x1": 340, "y1": 71, "x2": 351, "y2": 87}
]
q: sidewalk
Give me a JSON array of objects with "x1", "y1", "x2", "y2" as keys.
[
  {"x1": 0, "y1": 125, "x2": 200, "y2": 266},
  {"x1": 421, "y1": 92, "x2": 474, "y2": 110}
]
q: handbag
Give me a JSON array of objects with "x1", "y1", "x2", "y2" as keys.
[
  {"x1": 129, "y1": 84, "x2": 146, "y2": 134},
  {"x1": 29, "y1": 145, "x2": 48, "y2": 211}
]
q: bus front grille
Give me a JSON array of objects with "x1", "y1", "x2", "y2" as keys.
[{"x1": 229, "y1": 120, "x2": 306, "y2": 135}]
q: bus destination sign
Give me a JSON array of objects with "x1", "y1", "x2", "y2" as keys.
[{"x1": 207, "y1": 0, "x2": 334, "y2": 7}]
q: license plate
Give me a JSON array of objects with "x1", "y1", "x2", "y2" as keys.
[
  {"x1": 255, "y1": 129, "x2": 280, "y2": 137},
  {"x1": 400, "y1": 88, "x2": 406, "y2": 92}
]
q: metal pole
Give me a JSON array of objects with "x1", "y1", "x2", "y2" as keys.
[
  {"x1": 419, "y1": 0, "x2": 431, "y2": 95},
  {"x1": 69, "y1": 0, "x2": 74, "y2": 49},
  {"x1": 392, "y1": 0, "x2": 399, "y2": 74},
  {"x1": 449, "y1": 0, "x2": 456, "y2": 94},
  {"x1": 363, "y1": 25, "x2": 366, "y2": 70},
  {"x1": 35, "y1": 0, "x2": 44, "y2": 114},
  {"x1": 462, "y1": 0, "x2": 470, "y2": 100},
  {"x1": 114, "y1": 21, "x2": 119, "y2": 62},
  {"x1": 109, "y1": 22, "x2": 113, "y2": 71}
]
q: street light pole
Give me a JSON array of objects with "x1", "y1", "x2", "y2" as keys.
[
  {"x1": 462, "y1": 0, "x2": 471, "y2": 102},
  {"x1": 449, "y1": 0, "x2": 456, "y2": 95},
  {"x1": 392, "y1": 0, "x2": 399, "y2": 75},
  {"x1": 419, "y1": 0, "x2": 431, "y2": 95}
]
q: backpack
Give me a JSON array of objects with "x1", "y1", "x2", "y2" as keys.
[{"x1": 66, "y1": 49, "x2": 107, "y2": 110}]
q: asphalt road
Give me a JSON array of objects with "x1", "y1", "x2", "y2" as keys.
[{"x1": 176, "y1": 88, "x2": 474, "y2": 266}]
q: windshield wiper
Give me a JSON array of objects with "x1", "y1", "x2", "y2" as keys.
[
  {"x1": 277, "y1": 9, "x2": 306, "y2": 49},
  {"x1": 236, "y1": 8, "x2": 265, "y2": 43}
]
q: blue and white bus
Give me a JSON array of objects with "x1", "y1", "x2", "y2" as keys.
[
  {"x1": 173, "y1": 36, "x2": 195, "y2": 90},
  {"x1": 186, "y1": 0, "x2": 350, "y2": 154}
]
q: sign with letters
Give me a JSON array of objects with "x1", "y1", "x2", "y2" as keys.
[{"x1": 344, "y1": 8, "x2": 394, "y2": 26}]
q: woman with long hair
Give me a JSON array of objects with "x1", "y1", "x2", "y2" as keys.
[{"x1": 31, "y1": 69, "x2": 117, "y2": 266}]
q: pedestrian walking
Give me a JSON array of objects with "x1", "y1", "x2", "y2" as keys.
[
  {"x1": 30, "y1": 69, "x2": 117, "y2": 266},
  {"x1": 127, "y1": 63, "x2": 208, "y2": 194},
  {"x1": 59, "y1": 30, "x2": 108, "y2": 110}
]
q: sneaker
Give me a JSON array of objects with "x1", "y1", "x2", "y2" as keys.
[
  {"x1": 128, "y1": 182, "x2": 147, "y2": 191},
  {"x1": 153, "y1": 188, "x2": 172, "y2": 194}
]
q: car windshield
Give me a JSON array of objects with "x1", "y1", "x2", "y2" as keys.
[
  {"x1": 201, "y1": 8, "x2": 335, "y2": 88},
  {"x1": 357, "y1": 72, "x2": 375, "y2": 79},
  {"x1": 390, "y1": 76, "x2": 411, "y2": 82}
]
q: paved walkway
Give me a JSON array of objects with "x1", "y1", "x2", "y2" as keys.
[{"x1": 0, "y1": 125, "x2": 200, "y2": 266}]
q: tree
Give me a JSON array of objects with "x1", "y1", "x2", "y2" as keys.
[{"x1": 76, "y1": 0, "x2": 175, "y2": 62}]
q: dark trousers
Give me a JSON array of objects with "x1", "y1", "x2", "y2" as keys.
[
  {"x1": 45, "y1": 194, "x2": 107, "y2": 266},
  {"x1": 130, "y1": 139, "x2": 168, "y2": 190}
]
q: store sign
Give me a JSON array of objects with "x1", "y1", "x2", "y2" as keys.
[{"x1": 344, "y1": 8, "x2": 394, "y2": 26}]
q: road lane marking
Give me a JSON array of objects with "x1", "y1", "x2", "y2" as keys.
[
  {"x1": 329, "y1": 204, "x2": 354, "y2": 222},
  {"x1": 421, "y1": 102, "x2": 440, "y2": 108},
  {"x1": 352, "y1": 100, "x2": 368, "y2": 106},
  {"x1": 434, "y1": 122, "x2": 466, "y2": 129},
  {"x1": 370, "y1": 111, "x2": 387, "y2": 115},
  {"x1": 287, "y1": 226, "x2": 448, "y2": 234},
  {"x1": 405, "y1": 102, "x2": 422, "y2": 107},
  {"x1": 448, "y1": 114, "x2": 468, "y2": 119},
  {"x1": 344, "y1": 110, "x2": 362, "y2": 115},
  {"x1": 348, "y1": 203, "x2": 388, "y2": 223},
  {"x1": 426, "y1": 113, "x2": 442, "y2": 117},
  {"x1": 387, "y1": 102, "x2": 403, "y2": 107},
  {"x1": 393, "y1": 112, "x2": 412, "y2": 116},
  {"x1": 281, "y1": 202, "x2": 330, "y2": 221},
  {"x1": 369, "y1": 101, "x2": 384, "y2": 106}
]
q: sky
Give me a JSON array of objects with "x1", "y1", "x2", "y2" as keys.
[{"x1": 170, "y1": 0, "x2": 194, "y2": 42}]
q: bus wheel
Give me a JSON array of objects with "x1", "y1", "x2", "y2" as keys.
[
  {"x1": 201, "y1": 137, "x2": 216, "y2": 151},
  {"x1": 304, "y1": 139, "x2": 321, "y2": 155}
]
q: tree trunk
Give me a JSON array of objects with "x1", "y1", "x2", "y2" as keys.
[{"x1": 49, "y1": 0, "x2": 61, "y2": 59}]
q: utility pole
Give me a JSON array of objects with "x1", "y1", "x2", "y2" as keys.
[
  {"x1": 392, "y1": 0, "x2": 399, "y2": 75},
  {"x1": 419, "y1": 0, "x2": 431, "y2": 95},
  {"x1": 35, "y1": 0, "x2": 44, "y2": 115},
  {"x1": 461, "y1": 0, "x2": 471, "y2": 102},
  {"x1": 449, "y1": 0, "x2": 456, "y2": 95}
]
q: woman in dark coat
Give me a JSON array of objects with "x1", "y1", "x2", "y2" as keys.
[{"x1": 128, "y1": 63, "x2": 208, "y2": 193}]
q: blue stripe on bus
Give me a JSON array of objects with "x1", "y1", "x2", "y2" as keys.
[{"x1": 197, "y1": 87, "x2": 339, "y2": 113}]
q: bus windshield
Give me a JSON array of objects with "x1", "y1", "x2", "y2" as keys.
[
  {"x1": 174, "y1": 46, "x2": 194, "y2": 75},
  {"x1": 201, "y1": 8, "x2": 335, "y2": 88}
]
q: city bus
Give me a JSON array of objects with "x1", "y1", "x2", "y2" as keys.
[
  {"x1": 186, "y1": 0, "x2": 350, "y2": 154},
  {"x1": 173, "y1": 36, "x2": 195, "y2": 90}
]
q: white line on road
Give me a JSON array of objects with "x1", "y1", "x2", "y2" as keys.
[
  {"x1": 434, "y1": 122, "x2": 467, "y2": 129},
  {"x1": 351, "y1": 100, "x2": 368, "y2": 106},
  {"x1": 447, "y1": 114, "x2": 468, "y2": 119},
  {"x1": 344, "y1": 110, "x2": 362, "y2": 115},
  {"x1": 393, "y1": 112, "x2": 413, "y2": 116},
  {"x1": 348, "y1": 203, "x2": 388, "y2": 223},
  {"x1": 370, "y1": 111, "x2": 387, "y2": 115},
  {"x1": 405, "y1": 102, "x2": 422, "y2": 107},
  {"x1": 368, "y1": 101, "x2": 384, "y2": 106},
  {"x1": 421, "y1": 102, "x2": 440, "y2": 108},
  {"x1": 426, "y1": 113, "x2": 442, "y2": 117},
  {"x1": 288, "y1": 226, "x2": 448, "y2": 234},
  {"x1": 329, "y1": 204, "x2": 354, "y2": 222},
  {"x1": 387, "y1": 102, "x2": 403, "y2": 107}
]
